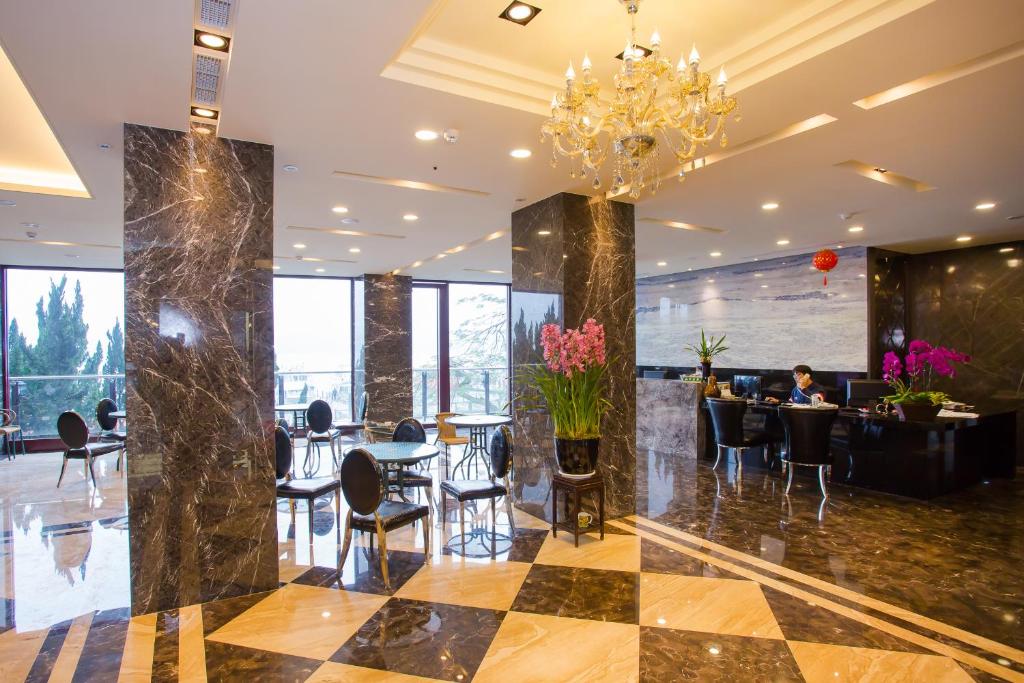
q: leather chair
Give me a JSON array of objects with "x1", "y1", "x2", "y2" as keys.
[
  {"x1": 305, "y1": 399, "x2": 342, "y2": 475},
  {"x1": 434, "y1": 412, "x2": 469, "y2": 478},
  {"x1": 390, "y1": 418, "x2": 434, "y2": 510},
  {"x1": 56, "y1": 411, "x2": 124, "y2": 487},
  {"x1": 333, "y1": 391, "x2": 369, "y2": 441},
  {"x1": 275, "y1": 425, "x2": 341, "y2": 549},
  {"x1": 706, "y1": 397, "x2": 778, "y2": 471},
  {"x1": 338, "y1": 448, "x2": 430, "y2": 590},
  {"x1": 440, "y1": 425, "x2": 515, "y2": 552},
  {"x1": 96, "y1": 398, "x2": 126, "y2": 449},
  {"x1": 779, "y1": 406, "x2": 838, "y2": 498}
]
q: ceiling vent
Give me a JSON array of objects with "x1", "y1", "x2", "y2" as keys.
[
  {"x1": 193, "y1": 54, "x2": 223, "y2": 105},
  {"x1": 199, "y1": 0, "x2": 233, "y2": 30}
]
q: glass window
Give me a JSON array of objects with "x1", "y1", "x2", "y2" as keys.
[
  {"x1": 449, "y1": 283, "x2": 509, "y2": 414},
  {"x1": 412, "y1": 286, "x2": 441, "y2": 422},
  {"x1": 5, "y1": 269, "x2": 125, "y2": 437},
  {"x1": 272, "y1": 277, "x2": 353, "y2": 421}
]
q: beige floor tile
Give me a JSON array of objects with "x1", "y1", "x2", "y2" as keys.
[
  {"x1": 48, "y1": 611, "x2": 94, "y2": 683},
  {"x1": 206, "y1": 583, "x2": 388, "y2": 660},
  {"x1": 118, "y1": 613, "x2": 158, "y2": 683},
  {"x1": 178, "y1": 604, "x2": 207, "y2": 682},
  {"x1": 307, "y1": 661, "x2": 439, "y2": 682},
  {"x1": 0, "y1": 625, "x2": 49, "y2": 682},
  {"x1": 395, "y1": 556, "x2": 532, "y2": 611},
  {"x1": 474, "y1": 612, "x2": 640, "y2": 683},
  {"x1": 639, "y1": 573, "x2": 783, "y2": 639},
  {"x1": 534, "y1": 530, "x2": 641, "y2": 573},
  {"x1": 788, "y1": 641, "x2": 974, "y2": 682}
]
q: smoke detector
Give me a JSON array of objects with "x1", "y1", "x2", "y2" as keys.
[{"x1": 442, "y1": 128, "x2": 460, "y2": 144}]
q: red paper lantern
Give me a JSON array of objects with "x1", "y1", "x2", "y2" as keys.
[{"x1": 813, "y1": 248, "x2": 839, "y2": 286}]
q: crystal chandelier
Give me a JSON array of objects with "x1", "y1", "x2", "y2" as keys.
[{"x1": 541, "y1": 0, "x2": 739, "y2": 199}]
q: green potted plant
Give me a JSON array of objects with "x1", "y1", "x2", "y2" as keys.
[
  {"x1": 527, "y1": 319, "x2": 610, "y2": 478},
  {"x1": 684, "y1": 329, "x2": 729, "y2": 380},
  {"x1": 882, "y1": 340, "x2": 970, "y2": 421}
]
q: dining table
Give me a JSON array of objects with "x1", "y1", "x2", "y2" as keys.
[
  {"x1": 445, "y1": 414, "x2": 512, "y2": 478},
  {"x1": 353, "y1": 441, "x2": 440, "y2": 500}
]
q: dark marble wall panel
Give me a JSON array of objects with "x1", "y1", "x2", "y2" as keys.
[
  {"x1": 362, "y1": 274, "x2": 412, "y2": 426},
  {"x1": 123, "y1": 124, "x2": 276, "y2": 615},
  {"x1": 866, "y1": 247, "x2": 910, "y2": 378},
  {"x1": 511, "y1": 193, "x2": 636, "y2": 520}
]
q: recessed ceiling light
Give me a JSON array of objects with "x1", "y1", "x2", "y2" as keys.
[
  {"x1": 836, "y1": 244, "x2": 844, "y2": 249},
  {"x1": 761, "y1": 202, "x2": 779, "y2": 210},
  {"x1": 955, "y1": 235, "x2": 972, "y2": 243},
  {"x1": 500, "y1": 1, "x2": 541, "y2": 25},
  {"x1": 193, "y1": 125, "x2": 213, "y2": 135},
  {"x1": 272, "y1": 265, "x2": 281, "y2": 270},
  {"x1": 282, "y1": 164, "x2": 299, "y2": 172},
  {"x1": 510, "y1": 148, "x2": 532, "y2": 159},
  {"x1": 848, "y1": 225, "x2": 864, "y2": 233},
  {"x1": 873, "y1": 167, "x2": 888, "y2": 174},
  {"x1": 332, "y1": 205, "x2": 349, "y2": 214},
  {"x1": 710, "y1": 251, "x2": 722, "y2": 257},
  {"x1": 975, "y1": 202, "x2": 996, "y2": 210},
  {"x1": 656, "y1": 261, "x2": 668, "y2": 267},
  {"x1": 0, "y1": 199, "x2": 15, "y2": 207},
  {"x1": 403, "y1": 214, "x2": 419, "y2": 221},
  {"x1": 415, "y1": 130, "x2": 439, "y2": 141},
  {"x1": 293, "y1": 243, "x2": 306, "y2": 249},
  {"x1": 754, "y1": 273, "x2": 763, "y2": 277},
  {"x1": 191, "y1": 107, "x2": 218, "y2": 119},
  {"x1": 315, "y1": 267, "x2": 325, "y2": 273},
  {"x1": 707, "y1": 279, "x2": 715, "y2": 283},
  {"x1": 999, "y1": 247, "x2": 1013, "y2": 253},
  {"x1": 537, "y1": 230, "x2": 551, "y2": 236},
  {"x1": 761, "y1": 284, "x2": 768, "y2": 288},
  {"x1": 776, "y1": 239, "x2": 790, "y2": 246},
  {"x1": 858, "y1": 273, "x2": 866, "y2": 278},
  {"x1": 195, "y1": 31, "x2": 229, "y2": 51},
  {"x1": 349, "y1": 247, "x2": 361, "y2": 253}
]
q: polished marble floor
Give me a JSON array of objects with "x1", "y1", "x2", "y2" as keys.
[{"x1": 0, "y1": 441, "x2": 1021, "y2": 681}]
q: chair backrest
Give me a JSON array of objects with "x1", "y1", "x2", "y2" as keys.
[
  {"x1": 96, "y1": 398, "x2": 118, "y2": 431},
  {"x1": 489, "y1": 425, "x2": 514, "y2": 479},
  {"x1": 0, "y1": 409, "x2": 13, "y2": 426},
  {"x1": 340, "y1": 448, "x2": 384, "y2": 515},
  {"x1": 355, "y1": 391, "x2": 369, "y2": 422},
  {"x1": 306, "y1": 400, "x2": 333, "y2": 433},
  {"x1": 274, "y1": 425, "x2": 292, "y2": 479},
  {"x1": 392, "y1": 417, "x2": 426, "y2": 443},
  {"x1": 435, "y1": 412, "x2": 457, "y2": 439},
  {"x1": 57, "y1": 411, "x2": 90, "y2": 450},
  {"x1": 706, "y1": 398, "x2": 748, "y2": 447},
  {"x1": 779, "y1": 407, "x2": 838, "y2": 466}
]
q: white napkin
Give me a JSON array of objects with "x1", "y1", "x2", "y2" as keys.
[{"x1": 937, "y1": 409, "x2": 980, "y2": 419}]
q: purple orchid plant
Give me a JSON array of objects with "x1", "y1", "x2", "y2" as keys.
[{"x1": 882, "y1": 340, "x2": 970, "y2": 405}]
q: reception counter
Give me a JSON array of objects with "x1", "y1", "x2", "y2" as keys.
[{"x1": 636, "y1": 378, "x2": 706, "y2": 458}]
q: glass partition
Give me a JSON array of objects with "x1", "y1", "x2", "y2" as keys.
[
  {"x1": 449, "y1": 283, "x2": 510, "y2": 414},
  {"x1": 5, "y1": 269, "x2": 125, "y2": 437},
  {"x1": 412, "y1": 285, "x2": 441, "y2": 421}
]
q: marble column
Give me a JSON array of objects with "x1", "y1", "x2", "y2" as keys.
[
  {"x1": 511, "y1": 193, "x2": 636, "y2": 520},
  {"x1": 360, "y1": 274, "x2": 412, "y2": 426},
  {"x1": 123, "y1": 123, "x2": 276, "y2": 615}
]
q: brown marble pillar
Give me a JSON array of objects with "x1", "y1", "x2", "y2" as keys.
[
  {"x1": 511, "y1": 193, "x2": 636, "y2": 520},
  {"x1": 358, "y1": 274, "x2": 412, "y2": 426},
  {"x1": 124, "y1": 124, "x2": 276, "y2": 614}
]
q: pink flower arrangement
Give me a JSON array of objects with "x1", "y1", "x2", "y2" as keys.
[
  {"x1": 882, "y1": 339, "x2": 970, "y2": 405},
  {"x1": 541, "y1": 318, "x2": 607, "y2": 378}
]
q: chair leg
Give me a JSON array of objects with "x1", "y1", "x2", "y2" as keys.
[
  {"x1": 505, "y1": 494, "x2": 516, "y2": 537},
  {"x1": 374, "y1": 516, "x2": 390, "y2": 591},
  {"x1": 87, "y1": 454, "x2": 97, "y2": 486},
  {"x1": 818, "y1": 465, "x2": 829, "y2": 499},
  {"x1": 307, "y1": 499, "x2": 315, "y2": 547},
  {"x1": 785, "y1": 463, "x2": 795, "y2": 494},
  {"x1": 713, "y1": 444, "x2": 722, "y2": 469},
  {"x1": 459, "y1": 502, "x2": 466, "y2": 553},
  {"x1": 422, "y1": 512, "x2": 430, "y2": 559},
  {"x1": 330, "y1": 437, "x2": 338, "y2": 474},
  {"x1": 57, "y1": 455, "x2": 69, "y2": 488},
  {"x1": 339, "y1": 511, "x2": 354, "y2": 570}
]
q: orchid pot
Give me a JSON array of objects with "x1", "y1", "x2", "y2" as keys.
[{"x1": 882, "y1": 341, "x2": 970, "y2": 422}]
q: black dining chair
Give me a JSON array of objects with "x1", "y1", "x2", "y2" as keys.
[
  {"x1": 305, "y1": 400, "x2": 342, "y2": 475},
  {"x1": 338, "y1": 448, "x2": 430, "y2": 590},
  {"x1": 333, "y1": 391, "x2": 369, "y2": 442},
  {"x1": 390, "y1": 418, "x2": 434, "y2": 510},
  {"x1": 275, "y1": 425, "x2": 341, "y2": 549},
  {"x1": 96, "y1": 398, "x2": 126, "y2": 448},
  {"x1": 706, "y1": 397, "x2": 778, "y2": 471},
  {"x1": 56, "y1": 411, "x2": 125, "y2": 487},
  {"x1": 440, "y1": 425, "x2": 515, "y2": 552},
  {"x1": 779, "y1": 406, "x2": 839, "y2": 498}
]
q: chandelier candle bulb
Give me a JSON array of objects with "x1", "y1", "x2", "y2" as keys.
[
  {"x1": 582, "y1": 54, "x2": 592, "y2": 72},
  {"x1": 718, "y1": 67, "x2": 728, "y2": 87},
  {"x1": 650, "y1": 31, "x2": 661, "y2": 47},
  {"x1": 689, "y1": 45, "x2": 700, "y2": 65},
  {"x1": 566, "y1": 61, "x2": 575, "y2": 82}
]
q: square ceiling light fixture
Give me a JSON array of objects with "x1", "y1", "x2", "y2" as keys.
[
  {"x1": 194, "y1": 30, "x2": 230, "y2": 52},
  {"x1": 499, "y1": 2, "x2": 541, "y2": 26}
]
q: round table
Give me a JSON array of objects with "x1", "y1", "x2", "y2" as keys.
[
  {"x1": 275, "y1": 403, "x2": 307, "y2": 431},
  {"x1": 446, "y1": 414, "x2": 512, "y2": 478},
  {"x1": 354, "y1": 441, "x2": 439, "y2": 500}
]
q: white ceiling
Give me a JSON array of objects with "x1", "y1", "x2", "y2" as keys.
[{"x1": 0, "y1": 0, "x2": 1022, "y2": 280}]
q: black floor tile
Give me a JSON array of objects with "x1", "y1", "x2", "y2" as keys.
[
  {"x1": 510, "y1": 564, "x2": 639, "y2": 624},
  {"x1": 640, "y1": 626, "x2": 803, "y2": 682}
]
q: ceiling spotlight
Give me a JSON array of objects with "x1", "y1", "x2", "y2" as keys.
[
  {"x1": 710, "y1": 251, "x2": 722, "y2": 257},
  {"x1": 537, "y1": 230, "x2": 551, "y2": 236},
  {"x1": 293, "y1": 243, "x2": 306, "y2": 249},
  {"x1": 315, "y1": 267, "x2": 325, "y2": 273},
  {"x1": 836, "y1": 244, "x2": 844, "y2": 249},
  {"x1": 191, "y1": 107, "x2": 218, "y2": 119},
  {"x1": 500, "y1": 1, "x2": 541, "y2": 25},
  {"x1": 999, "y1": 247, "x2": 1013, "y2": 253},
  {"x1": 272, "y1": 265, "x2": 281, "y2": 270},
  {"x1": 192, "y1": 125, "x2": 213, "y2": 135},
  {"x1": 332, "y1": 205, "x2": 349, "y2": 214},
  {"x1": 415, "y1": 130, "x2": 439, "y2": 141},
  {"x1": 975, "y1": 202, "x2": 996, "y2": 210},
  {"x1": 657, "y1": 261, "x2": 667, "y2": 267},
  {"x1": 873, "y1": 167, "x2": 888, "y2": 174},
  {"x1": 848, "y1": 225, "x2": 864, "y2": 233},
  {"x1": 776, "y1": 239, "x2": 790, "y2": 246},
  {"x1": 0, "y1": 199, "x2": 15, "y2": 207},
  {"x1": 403, "y1": 214, "x2": 419, "y2": 221},
  {"x1": 195, "y1": 31, "x2": 230, "y2": 51},
  {"x1": 955, "y1": 235, "x2": 972, "y2": 243},
  {"x1": 761, "y1": 202, "x2": 779, "y2": 210},
  {"x1": 510, "y1": 148, "x2": 532, "y2": 159},
  {"x1": 760, "y1": 284, "x2": 768, "y2": 288},
  {"x1": 282, "y1": 164, "x2": 299, "y2": 172},
  {"x1": 349, "y1": 247, "x2": 361, "y2": 253}
]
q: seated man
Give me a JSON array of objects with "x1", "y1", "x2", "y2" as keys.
[{"x1": 766, "y1": 364, "x2": 827, "y2": 405}]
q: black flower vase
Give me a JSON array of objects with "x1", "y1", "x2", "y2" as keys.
[
  {"x1": 554, "y1": 437, "x2": 600, "y2": 479},
  {"x1": 700, "y1": 360, "x2": 712, "y2": 380}
]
